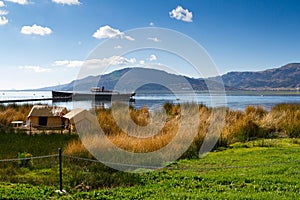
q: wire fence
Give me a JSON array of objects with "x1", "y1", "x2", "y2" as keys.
[
  {"x1": 0, "y1": 121, "x2": 73, "y2": 135},
  {"x1": 166, "y1": 160, "x2": 300, "y2": 172},
  {"x1": 0, "y1": 149, "x2": 299, "y2": 193},
  {"x1": 1, "y1": 150, "x2": 299, "y2": 171},
  {"x1": 0, "y1": 154, "x2": 58, "y2": 163}
]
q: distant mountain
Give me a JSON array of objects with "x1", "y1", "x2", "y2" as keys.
[
  {"x1": 220, "y1": 63, "x2": 300, "y2": 90},
  {"x1": 40, "y1": 63, "x2": 300, "y2": 92},
  {"x1": 40, "y1": 68, "x2": 216, "y2": 92},
  {"x1": 40, "y1": 68, "x2": 132, "y2": 91}
]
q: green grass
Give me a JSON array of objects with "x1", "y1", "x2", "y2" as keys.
[
  {"x1": 0, "y1": 138, "x2": 299, "y2": 199},
  {"x1": 0, "y1": 103, "x2": 300, "y2": 199},
  {"x1": 0, "y1": 131, "x2": 77, "y2": 159},
  {"x1": 0, "y1": 131, "x2": 141, "y2": 191},
  {"x1": 0, "y1": 182, "x2": 59, "y2": 200}
]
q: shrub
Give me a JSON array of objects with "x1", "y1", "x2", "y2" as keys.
[{"x1": 17, "y1": 152, "x2": 33, "y2": 168}]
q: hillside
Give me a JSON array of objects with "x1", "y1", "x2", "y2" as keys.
[
  {"x1": 40, "y1": 68, "x2": 215, "y2": 92},
  {"x1": 221, "y1": 63, "x2": 300, "y2": 90},
  {"x1": 40, "y1": 63, "x2": 300, "y2": 92}
]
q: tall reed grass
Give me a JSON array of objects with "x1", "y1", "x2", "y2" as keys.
[
  {"x1": 63, "y1": 102, "x2": 300, "y2": 159},
  {"x1": 2, "y1": 103, "x2": 300, "y2": 159},
  {"x1": 261, "y1": 103, "x2": 300, "y2": 137},
  {"x1": 0, "y1": 104, "x2": 32, "y2": 126}
]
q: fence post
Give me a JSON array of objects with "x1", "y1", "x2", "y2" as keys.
[
  {"x1": 29, "y1": 121, "x2": 32, "y2": 135},
  {"x1": 58, "y1": 148, "x2": 63, "y2": 192}
]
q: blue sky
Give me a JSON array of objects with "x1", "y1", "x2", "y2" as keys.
[{"x1": 0, "y1": 0, "x2": 300, "y2": 90}]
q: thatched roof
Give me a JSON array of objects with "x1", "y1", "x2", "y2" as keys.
[
  {"x1": 28, "y1": 105, "x2": 67, "y2": 118},
  {"x1": 63, "y1": 108, "x2": 93, "y2": 125},
  {"x1": 63, "y1": 108, "x2": 86, "y2": 120}
]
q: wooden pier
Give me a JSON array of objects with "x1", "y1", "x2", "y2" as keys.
[{"x1": 0, "y1": 97, "x2": 71, "y2": 103}]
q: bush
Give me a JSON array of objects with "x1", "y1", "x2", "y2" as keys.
[{"x1": 17, "y1": 152, "x2": 33, "y2": 168}]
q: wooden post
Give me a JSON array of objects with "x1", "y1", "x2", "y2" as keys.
[{"x1": 58, "y1": 148, "x2": 63, "y2": 192}]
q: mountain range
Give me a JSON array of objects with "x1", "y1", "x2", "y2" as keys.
[
  {"x1": 40, "y1": 63, "x2": 300, "y2": 92},
  {"x1": 220, "y1": 63, "x2": 300, "y2": 90}
]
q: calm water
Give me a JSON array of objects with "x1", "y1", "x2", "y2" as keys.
[{"x1": 0, "y1": 90, "x2": 300, "y2": 111}]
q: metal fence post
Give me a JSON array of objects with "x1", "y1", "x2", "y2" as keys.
[{"x1": 58, "y1": 148, "x2": 63, "y2": 192}]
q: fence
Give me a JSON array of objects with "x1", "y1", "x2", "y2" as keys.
[
  {"x1": 0, "y1": 147, "x2": 300, "y2": 193},
  {"x1": 0, "y1": 122, "x2": 72, "y2": 135}
]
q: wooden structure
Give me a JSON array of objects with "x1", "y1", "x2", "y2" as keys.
[
  {"x1": 63, "y1": 108, "x2": 87, "y2": 132},
  {"x1": 27, "y1": 105, "x2": 67, "y2": 129},
  {"x1": 11, "y1": 121, "x2": 24, "y2": 128}
]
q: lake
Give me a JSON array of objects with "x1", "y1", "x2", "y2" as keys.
[{"x1": 0, "y1": 90, "x2": 300, "y2": 111}]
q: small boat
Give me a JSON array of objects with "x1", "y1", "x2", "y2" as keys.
[{"x1": 52, "y1": 87, "x2": 135, "y2": 102}]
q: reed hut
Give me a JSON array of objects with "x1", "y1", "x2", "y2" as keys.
[
  {"x1": 27, "y1": 105, "x2": 67, "y2": 129},
  {"x1": 63, "y1": 108, "x2": 87, "y2": 132},
  {"x1": 64, "y1": 108, "x2": 99, "y2": 132}
]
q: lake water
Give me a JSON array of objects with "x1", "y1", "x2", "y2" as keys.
[{"x1": 0, "y1": 90, "x2": 300, "y2": 111}]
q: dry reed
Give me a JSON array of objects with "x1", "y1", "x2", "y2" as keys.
[
  {"x1": 2, "y1": 103, "x2": 299, "y2": 159},
  {"x1": 63, "y1": 103, "x2": 300, "y2": 158}
]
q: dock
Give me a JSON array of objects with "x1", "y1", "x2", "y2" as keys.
[{"x1": 0, "y1": 97, "x2": 71, "y2": 103}]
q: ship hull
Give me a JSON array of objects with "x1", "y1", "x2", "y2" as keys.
[{"x1": 52, "y1": 91, "x2": 135, "y2": 102}]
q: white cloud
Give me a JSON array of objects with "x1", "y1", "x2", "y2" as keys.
[
  {"x1": 21, "y1": 24, "x2": 52, "y2": 36},
  {"x1": 53, "y1": 60, "x2": 83, "y2": 68},
  {"x1": 123, "y1": 35, "x2": 134, "y2": 41},
  {"x1": 93, "y1": 25, "x2": 121, "y2": 39},
  {"x1": 149, "y1": 22, "x2": 154, "y2": 26},
  {"x1": 114, "y1": 45, "x2": 122, "y2": 49},
  {"x1": 5, "y1": 0, "x2": 29, "y2": 5},
  {"x1": 52, "y1": 0, "x2": 80, "y2": 5},
  {"x1": 19, "y1": 66, "x2": 51, "y2": 73},
  {"x1": 169, "y1": 6, "x2": 193, "y2": 22},
  {"x1": 84, "y1": 56, "x2": 136, "y2": 69},
  {"x1": 65, "y1": 60, "x2": 83, "y2": 67},
  {"x1": 0, "y1": 4, "x2": 8, "y2": 25},
  {"x1": 147, "y1": 37, "x2": 161, "y2": 42},
  {"x1": 138, "y1": 55, "x2": 157, "y2": 65},
  {"x1": 92, "y1": 25, "x2": 134, "y2": 41},
  {"x1": 0, "y1": 10, "x2": 8, "y2": 15},
  {"x1": 0, "y1": 16, "x2": 8, "y2": 25},
  {"x1": 149, "y1": 54, "x2": 157, "y2": 61}
]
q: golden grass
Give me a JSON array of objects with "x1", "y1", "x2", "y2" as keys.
[
  {"x1": 261, "y1": 104, "x2": 300, "y2": 137},
  {"x1": 61, "y1": 103, "x2": 300, "y2": 158},
  {"x1": 2, "y1": 103, "x2": 300, "y2": 159},
  {"x1": 63, "y1": 138, "x2": 93, "y2": 158},
  {"x1": 107, "y1": 117, "x2": 179, "y2": 153},
  {"x1": 0, "y1": 104, "x2": 33, "y2": 126},
  {"x1": 221, "y1": 105, "x2": 268, "y2": 144}
]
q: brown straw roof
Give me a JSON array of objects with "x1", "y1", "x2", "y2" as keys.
[{"x1": 27, "y1": 105, "x2": 67, "y2": 118}]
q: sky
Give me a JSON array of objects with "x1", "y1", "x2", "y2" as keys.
[{"x1": 0, "y1": 0, "x2": 300, "y2": 90}]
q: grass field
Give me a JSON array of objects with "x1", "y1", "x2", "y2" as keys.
[
  {"x1": 0, "y1": 138, "x2": 299, "y2": 199},
  {"x1": 0, "y1": 103, "x2": 299, "y2": 199}
]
